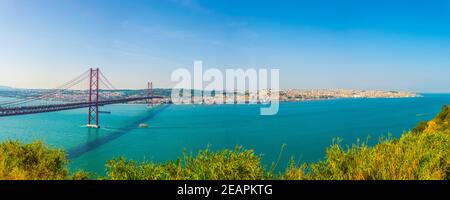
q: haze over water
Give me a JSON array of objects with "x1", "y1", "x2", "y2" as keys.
[{"x1": 0, "y1": 94, "x2": 449, "y2": 175}]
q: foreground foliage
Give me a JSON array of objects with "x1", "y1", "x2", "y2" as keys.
[
  {"x1": 106, "y1": 147, "x2": 266, "y2": 180},
  {"x1": 106, "y1": 105, "x2": 450, "y2": 180},
  {"x1": 105, "y1": 130, "x2": 450, "y2": 180},
  {"x1": 0, "y1": 140, "x2": 68, "y2": 180},
  {"x1": 283, "y1": 131, "x2": 450, "y2": 180},
  {"x1": 1, "y1": 106, "x2": 450, "y2": 180},
  {"x1": 0, "y1": 140, "x2": 91, "y2": 180}
]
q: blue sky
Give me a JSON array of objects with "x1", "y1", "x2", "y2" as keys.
[{"x1": 0, "y1": 0, "x2": 450, "y2": 92}]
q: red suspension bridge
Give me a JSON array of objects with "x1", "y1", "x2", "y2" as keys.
[{"x1": 0, "y1": 68, "x2": 162, "y2": 128}]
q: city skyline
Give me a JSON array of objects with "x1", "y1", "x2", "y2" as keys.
[{"x1": 1, "y1": 0, "x2": 450, "y2": 92}]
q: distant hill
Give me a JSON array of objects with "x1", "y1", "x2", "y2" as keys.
[{"x1": 0, "y1": 86, "x2": 14, "y2": 91}]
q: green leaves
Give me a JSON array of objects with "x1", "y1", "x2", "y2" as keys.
[
  {"x1": 303, "y1": 131, "x2": 450, "y2": 180},
  {"x1": 0, "y1": 140, "x2": 68, "y2": 180},
  {"x1": 105, "y1": 146, "x2": 266, "y2": 180}
]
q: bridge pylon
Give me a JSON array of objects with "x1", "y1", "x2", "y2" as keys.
[
  {"x1": 147, "y1": 82, "x2": 153, "y2": 108},
  {"x1": 87, "y1": 68, "x2": 100, "y2": 128}
]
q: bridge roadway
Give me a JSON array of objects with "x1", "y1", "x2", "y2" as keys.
[{"x1": 0, "y1": 96, "x2": 163, "y2": 117}]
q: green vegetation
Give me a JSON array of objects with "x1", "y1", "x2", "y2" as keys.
[
  {"x1": 284, "y1": 132, "x2": 450, "y2": 180},
  {"x1": 0, "y1": 140, "x2": 68, "y2": 180},
  {"x1": 420, "y1": 105, "x2": 450, "y2": 133},
  {"x1": 106, "y1": 147, "x2": 266, "y2": 180},
  {"x1": 1, "y1": 106, "x2": 450, "y2": 180},
  {"x1": 412, "y1": 120, "x2": 428, "y2": 134},
  {"x1": 105, "y1": 129, "x2": 450, "y2": 180}
]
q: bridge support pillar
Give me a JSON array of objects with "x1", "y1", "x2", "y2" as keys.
[
  {"x1": 147, "y1": 82, "x2": 153, "y2": 108},
  {"x1": 87, "y1": 68, "x2": 100, "y2": 128}
]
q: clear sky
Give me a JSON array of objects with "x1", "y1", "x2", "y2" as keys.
[{"x1": 0, "y1": 0, "x2": 450, "y2": 92}]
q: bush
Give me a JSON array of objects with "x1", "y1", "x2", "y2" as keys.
[
  {"x1": 290, "y1": 131, "x2": 450, "y2": 180},
  {"x1": 0, "y1": 140, "x2": 68, "y2": 180},
  {"x1": 71, "y1": 170, "x2": 91, "y2": 180},
  {"x1": 106, "y1": 146, "x2": 266, "y2": 180},
  {"x1": 413, "y1": 120, "x2": 428, "y2": 134},
  {"x1": 422, "y1": 105, "x2": 450, "y2": 132},
  {"x1": 105, "y1": 129, "x2": 450, "y2": 180}
]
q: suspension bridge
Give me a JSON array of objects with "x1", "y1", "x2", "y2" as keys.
[{"x1": 0, "y1": 68, "x2": 163, "y2": 128}]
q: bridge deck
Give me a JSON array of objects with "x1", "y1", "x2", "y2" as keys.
[{"x1": 0, "y1": 96, "x2": 163, "y2": 117}]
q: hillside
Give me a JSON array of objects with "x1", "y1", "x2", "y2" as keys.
[{"x1": 413, "y1": 105, "x2": 450, "y2": 133}]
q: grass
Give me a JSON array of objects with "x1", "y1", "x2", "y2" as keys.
[
  {"x1": 105, "y1": 130, "x2": 450, "y2": 180},
  {"x1": 285, "y1": 131, "x2": 450, "y2": 180},
  {"x1": 106, "y1": 146, "x2": 266, "y2": 180}
]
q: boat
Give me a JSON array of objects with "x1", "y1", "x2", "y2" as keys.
[{"x1": 139, "y1": 123, "x2": 149, "y2": 128}]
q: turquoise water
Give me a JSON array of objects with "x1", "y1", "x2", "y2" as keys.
[{"x1": 1, "y1": 94, "x2": 449, "y2": 175}]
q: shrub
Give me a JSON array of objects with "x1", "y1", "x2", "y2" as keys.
[
  {"x1": 0, "y1": 140, "x2": 68, "y2": 180},
  {"x1": 413, "y1": 120, "x2": 428, "y2": 134},
  {"x1": 283, "y1": 131, "x2": 450, "y2": 180},
  {"x1": 422, "y1": 105, "x2": 450, "y2": 132},
  {"x1": 106, "y1": 146, "x2": 266, "y2": 180},
  {"x1": 71, "y1": 170, "x2": 91, "y2": 180}
]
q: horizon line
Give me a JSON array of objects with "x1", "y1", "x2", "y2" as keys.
[{"x1": 1, "y1": 86, "x2": 450, "y2": 94}]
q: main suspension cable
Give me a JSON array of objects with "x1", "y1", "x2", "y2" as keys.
[{"x1": 0, "y1": 69, "x2": 90, "y2": 107}]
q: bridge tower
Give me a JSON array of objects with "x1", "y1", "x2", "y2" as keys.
[
  {"x1": 147, "y1": 82, "x2": 153, "y2": 107},
  {"x1": 87, "y1": 68, "x2": 100, "y2": 128}
]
